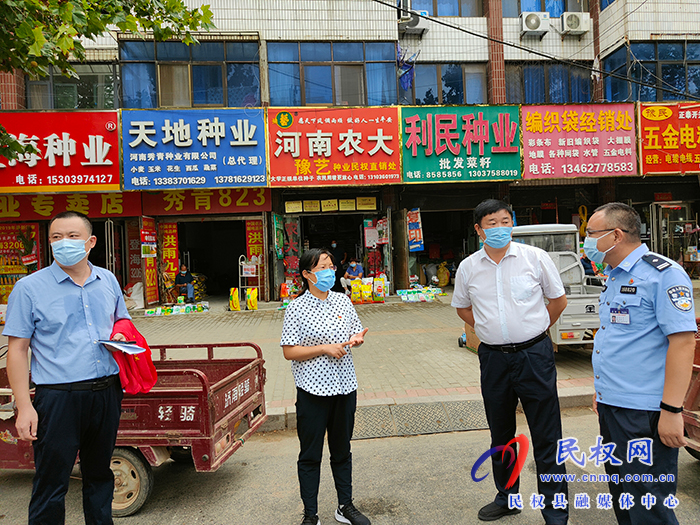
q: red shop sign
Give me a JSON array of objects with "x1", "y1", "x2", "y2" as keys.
[
  {"x1": 268, "y1": 107, "x2": 401, "y2": 187},
  {"x1": 0, "y1": 111, "x2": 120, "y2": 193},
  {"x1": 141, "y1": 188, "x2": 271, "y2": 215},
  {"x1": 0, "y1": 192, "x2": 141, "y2": 222},
  {"x1": 639, "y1": 103, "x2": 700, "y2": 175}
]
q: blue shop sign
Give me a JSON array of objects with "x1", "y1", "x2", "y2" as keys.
[{"x1": 122, "y1": 109, "x2": 267, "y2": 190}]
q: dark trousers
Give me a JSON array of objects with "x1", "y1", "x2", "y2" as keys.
[
  {"x1": 30, "y1": 379, "x2": 123, "y2": 525},
  {"x1": 296, "y1": 387, "x2": 356, "y2": 516},
  {"x1": 478, "y1": 336, "x2": 568, "y2": 525},
  {"x1": 597, "y1": 403, "x2": 679, "y2": 525}
]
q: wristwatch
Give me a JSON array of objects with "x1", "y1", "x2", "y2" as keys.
[{"x1": 659, "y1": 401, "x2": 683, "y2": 413}]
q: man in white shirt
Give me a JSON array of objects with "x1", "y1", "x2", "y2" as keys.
[{"x1": 452, "y1": 199, "x2": 569, "y2": 524}]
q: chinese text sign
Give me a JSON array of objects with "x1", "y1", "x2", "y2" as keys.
[
  {"x1": 268, "y1": 107, "x2": 401, "y2": 187},
  {"x1": 0, "y1": 192, "x2": 141, "y2": 222},
  {"x1": 402, "y1": 106, "x2": 520, "y2": 183},
  {"x1": 639, "y1": 103, "x2": 700, "y2": 175},
  {"x1": 122, "y1": 109, "x2": 267, "y2": 190},
  {"x1": 0, "y1": 111, "x2": 119, "y2": 193},
  {"x1": 522, "y1": 104, "x2": 637, "y2": 179}
]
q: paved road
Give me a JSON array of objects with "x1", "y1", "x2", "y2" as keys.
[{"x1": 2, "y1": 409, "x2": 698, "y2": 524}]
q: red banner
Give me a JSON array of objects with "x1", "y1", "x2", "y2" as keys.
[
  {"x1": 0, "y1": 111, "x2": 120, "y2": 193},
  {"x1": 125, "y1": 220, "x2": 142, "y2": 285},
  {"x1": 0, "y1": 223, "x2": 41, "y2": 304},
  {"x1": 0, "y1": 192, "x2": 141, "y2": 222},
  {"x1": 142, "y1": 216, "x2": 159, "y2": 305},
  {"x1": 268, "y1": 107, "x2": 401, "y2": 187},
  {"x1": 141, "y1": 188, "x2": 270, "y2": 215},
  {"x1": 639, "y1": 103, "x2": 700, "y2": 175},
  {"x1": 159, "y1": 222, "x2": 179, "y2": 280}
]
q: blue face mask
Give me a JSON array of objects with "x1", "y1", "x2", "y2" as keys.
[
  {"x1": 350, "y1": 262, "x2": 357, "y2": 267},
  {"x1": 310, "y1": 268, "x2": 335, "y2": 292},
  {"x1": 51, "y1": 238, "x2": 89, "y2": 267},
  {"x1": 583, "y1": 230, "x2": 615, "y2": 264},
  {"x1": 483, "y1": 226, "x2": 512, "y2": 249}
]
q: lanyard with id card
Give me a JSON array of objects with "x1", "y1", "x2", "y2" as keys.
[{"x1": 610, "y1": 308, "x2": 630, "y2": 325}]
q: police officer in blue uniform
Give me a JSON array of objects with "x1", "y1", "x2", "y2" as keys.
[{"x1": 585, "y1": 202, "x2": 696, "y2": 525}]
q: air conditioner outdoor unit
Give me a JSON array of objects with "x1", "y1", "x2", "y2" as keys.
[
  {"x1": 520, "y1": 12, "x2": 550, "y2": 38},
  {"x1": 399, "y1": 12, "x2": 430, "y2": 35},
  {"x1": 561, "y1": 12, "x2": 591, "y2": 35}
]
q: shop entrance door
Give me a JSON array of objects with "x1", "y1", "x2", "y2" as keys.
[
  {"x1": 93, "y1": 219, "x2": 125, "y2": 287},
  {"x1": 392, "y1": 208, "x2": 409, "y2": 291},
  {"x1": 649, "y1": 201, "x2": 693, "y2": 261}
]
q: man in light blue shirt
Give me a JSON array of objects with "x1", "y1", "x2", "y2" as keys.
[
  {"x1": 585, "y1": 202, "x2": 696, "y2": 525},
  {"x1": 4, "y1": 211, "x2": 130, "y2": 525}
]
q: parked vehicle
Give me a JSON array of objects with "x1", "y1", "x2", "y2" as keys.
[
  {"x1": 512, "y1": 224, "x2": 603, "y2": 348},
  {"x1": 0, "y1": 342, "x2": 267, "y2": 517}
]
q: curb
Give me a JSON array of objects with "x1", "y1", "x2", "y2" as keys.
[{"x1": 259, "y1": 385, "x2": 595, "y2": 433}]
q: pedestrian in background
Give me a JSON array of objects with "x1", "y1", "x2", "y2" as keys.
[
  {"x1": 280, "y1": 248, "x2": 370, "y2": 525},
  {"x1": 585, "y1": 202, "x2": 696, "y2": 525},
  {"x1": 452, "y1": 199, "x2": 569, "y2": 524},
  {"x1": 4, "y1": 211, "x2": 130, "y2": 524}
]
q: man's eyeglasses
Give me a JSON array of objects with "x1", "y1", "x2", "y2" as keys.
[{"x1": 585, "y1": 228, "x2": 629, "y2": 236}]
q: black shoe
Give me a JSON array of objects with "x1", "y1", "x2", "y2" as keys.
[
  {"x1": 301, "y1": 514, "x2": 320, "y2": 525},
  {"x1": 478, "y1": 501, "x2": 521, "y2": 521},
  {"x1": 335, "y1": 503, "x2": 370, "y2": 525}
]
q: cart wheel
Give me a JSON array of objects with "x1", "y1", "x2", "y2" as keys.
[
  {"x1": 169, "y1": 446, "x2": 194, "y2": 464},
  {"x1": 458, "y1": 337, "x2": 464, "y2": 348},
  {"x1": 111, "y1": 447, "x2": 153, "y2": 517},
  {"x1": 685, "y1": 446, "x2": 700, "y2": 461}
]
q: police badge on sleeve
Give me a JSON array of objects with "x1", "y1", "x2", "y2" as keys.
[{"x1": 667, "y1": 285, "x2": 693, "y2": 311}]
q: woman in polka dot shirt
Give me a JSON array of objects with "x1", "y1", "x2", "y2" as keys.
[{"x1": 281, "y1": 248, "x2": 371, "y2": 525}]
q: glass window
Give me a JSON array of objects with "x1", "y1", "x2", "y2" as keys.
[
  {"x1": 192, "y1": 65, "x2": 223, "y2": 105},
  {"x1": 545, "y1": 0, "x2": 565, "y2": 18},
  {"x1": 301, "y1": 43, "x2": 331, "y2": 62},
  {"x1": 52, "y1": 64, "x2": 114, "y2": 109},
  {"x1": 688, "y1": 65, "x2": 700, "y2": 97},
  {"x1": 548, "y1": 64, "x2": 569, "y2": 103},
  {"x1": 156, "y1": 42, "x2": 189, "y2": 61},
  {"x1": 120, "y1": 41, "x2": 154, "y2": 61},
  {"x1": 630, "y1": 43, "x2": 655, "y2": 61},
  {"x1": 412, "y1": 0, "x2": 434, "y2": 15},
  {"x1": 605, "y1": 47, "x2": 627, "y2": 72},
  {"x1": 365, "y1": 43, "x2": 395, "y2": 61},
  {"x1": 464, "y1": 66, "x2": 486, "y2": 103},
  {"x1": 415, "y1": 64, "x2": 439, "y2": 105},
  {"x1": 570, "y1": 66, "x2": 591, "y2": 103},
  {"x1": 334, "y1": 43, "x2": 364, "y2": 62},
  {"x1": 661, "y1": 64, "x2": 685, "y2": 100},
  {"x1": 27, "y1": 82, "x2": 50, "y2": 109},
  {"x1": 226, "y1": 42, "x2": 259, "y2": 61},
  {"x1": 269, "y1": 63, "x2": 301, "y2": 105},
  {"x1": 502, "y1": 0, "x2": 519, "y2": 17},
  {"x1": 304, "y1": 65, "x2": 332, "y2": 104},
  {"x1": 523, "y1": 64, "x2": 545, "y2": 103},
  {"x1": 630, "y1": 63, "x2": 656, "y2": 102},
  {"x1": 688, "y1": 43, "x2": 700, "y2": 61},
  {"x1": 600, "y1": 0, "x2": 615, "y2": 9},
  {"x1": 227, "y1": 63, "x2": 260, "y2": 106},
  {"x1": 437, "y1": 0, "x2": 459, "y2": 16},
  {"x1": 268, "y1": 42, "x2": 299, "y2": 62},
  {"x1": 441, "y1": 64, "x2": 464, "y2": 104},
  {"x1": 461, "y1": 0, "x2": 483, "y2": 17},
  {"x1": 366, "y1": 62, "x2": 397, "y2": 105},
  {"x1": 192, "y1": 42, "x2": 224, "y2": 62},
  {"x1": 521, "y1": 0, "x2": 541, "y2": 12},
  {"x1": 658, "y1": 43, "x2": 683, "y2": 61},
  {"x1": 122, "y1": 63, "x2": 157, "y2": 108},
  {"x1": 53, "y1": 84, "x2": 78, "y2": 109},
  {"x1": 505, "y1": 65, "x2": 523, "y2": 103},
  {"x1": 606, "y1": 72, "x2": 629, "y2": 102},
  {"x1": 159, "y1": 64, "x2": 190, "y2": 106},
  {"x1": 335, "y1": 65, "x2": 365, "y2": 105}
]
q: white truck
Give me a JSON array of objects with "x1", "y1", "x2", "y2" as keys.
[{"x1": 511, "y1": 224, "x2": 603, "y2": 348}]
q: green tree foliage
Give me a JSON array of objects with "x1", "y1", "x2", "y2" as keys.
[{"x1": 0, "y1": 0, "x2": 215, "y2": 159}]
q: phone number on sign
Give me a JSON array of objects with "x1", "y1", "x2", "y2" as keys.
[
  {"x1": 153, "y1": 177, "x2": 206, "y2": 186},
  {"x1": 47, "y1": 174, "x2": 114, "y2": 185},
  {"x1": 561, "y1": 162, "x2": 634, "y2": 175},
  {"x1": 214, "y1": 175, "x2": 266, "y2": 185}
]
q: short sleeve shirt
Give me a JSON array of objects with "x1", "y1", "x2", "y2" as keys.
[
  {"x1": 593, "y1": 245, "x2": 697, "y2": 410},
  {"x1": 280, "y1": 290, "x2": 363, "y2": 396},
  {"x1": 347, "y1": 264, "x2": 363, "y2": 277},
  {"x1": 451, "y1": 242, "x2": 565, "y2": 345},
  {"x1": 2, "y1": 262, "x2": 131, "y2": 384}
]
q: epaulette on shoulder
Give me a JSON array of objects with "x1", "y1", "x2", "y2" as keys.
[{"x1": 641, "y1": 253, "x2": 672, "y2": 271}]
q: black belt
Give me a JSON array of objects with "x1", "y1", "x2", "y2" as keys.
[
  {"x1": 482, "y1": 332, "x2": 549, "y2": 353},
  {"x1": 38, "y1": 375, "x2": 119, "y2": 392}
]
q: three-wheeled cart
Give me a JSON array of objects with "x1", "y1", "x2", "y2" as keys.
[{"x1": 0, "y1": 342, "x2": 267, "y2": 517}]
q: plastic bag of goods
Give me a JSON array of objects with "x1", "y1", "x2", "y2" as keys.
[
  {"x1": 372, "y1": 278, "x2": 385, "y2": 303},
  {"x1": 437, "y1": 262, "x2": 451, "y2": 287},
  {"x1": 361, "y1": 282, "x2": 373, "y2": 304},
  {"x1": 246, "y1": 287, "x2": 258, "y2": 311},
  {"x1": 229, "y1": 287, "x2": 241, "y2": 311},
  {"x1": 350, "y1": 280, "x2": 363, "y2": 304}
]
